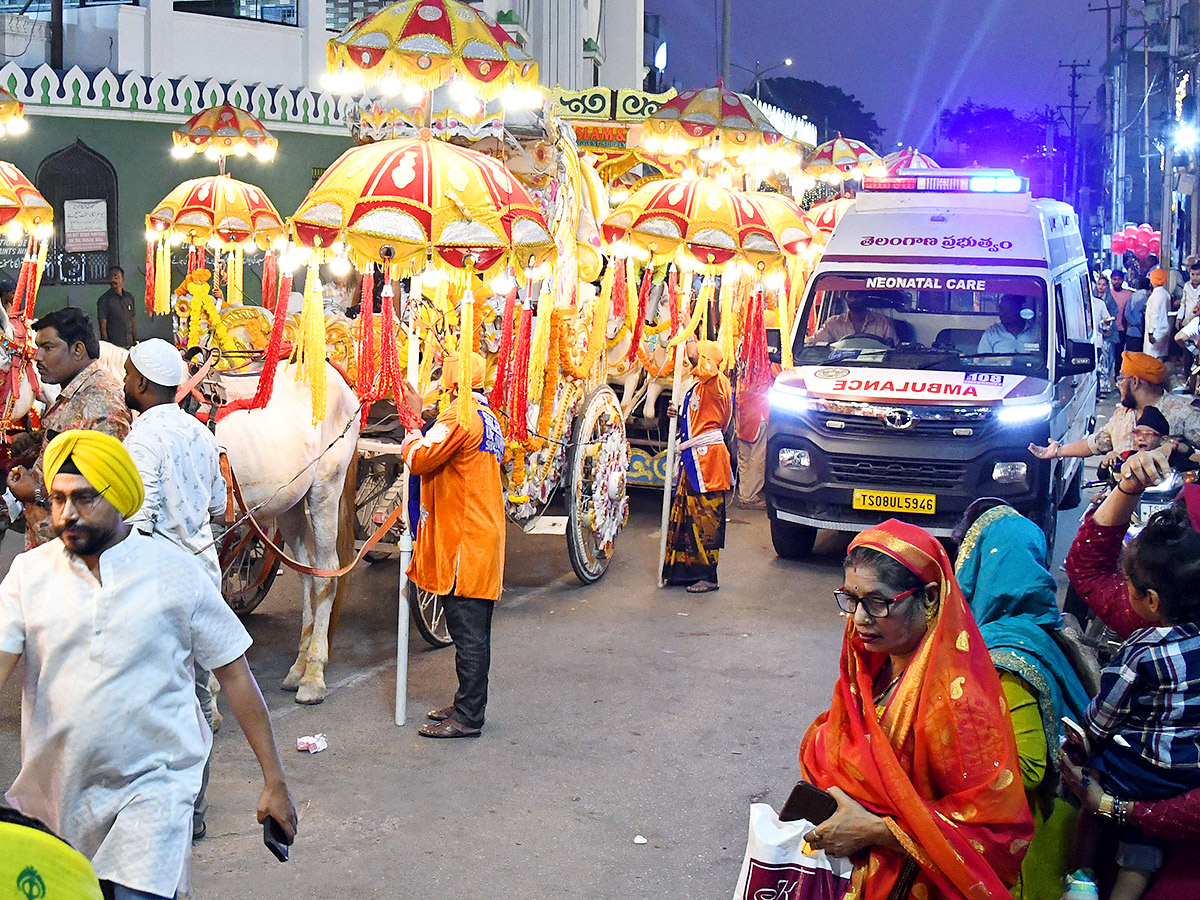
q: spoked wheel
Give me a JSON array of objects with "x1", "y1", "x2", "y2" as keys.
[
  {"x1": 220, "y1": 524, "x2": 282, "y2": 617},
  {"x1": 407, "y1": 580, "x2": 453, "y2": 648},
  {"x1": 354, "y1": 456, "x2": 404, "y2": 562},
  {"x1": 566, "y1": 385, "x2": 629, "y2": 584}
]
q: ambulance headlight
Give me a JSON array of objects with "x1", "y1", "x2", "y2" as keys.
[
  {"x1": 996, "y1": 402, "x2": 1052, "y2": 426},
  {"x1": 779, "y1": 448, "x2": 811, "y2": 469},
  {"x1": 992, "y1": 461, "x2": 1028, "y2": 484},
  {"x1": 770, "y1": 381, "x2": 818, "y2": 414}
]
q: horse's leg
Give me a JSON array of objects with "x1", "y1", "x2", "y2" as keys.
[
  {"x1": 294, "y1": 476, "x2": 345, "y2": 705},
  {"x1": 277, "y1": 506, "x2": 316, "y2": 693}
]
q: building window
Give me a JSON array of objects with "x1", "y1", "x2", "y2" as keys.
[{"x1": 36, "y1": 140, "x2": 118, "y2": 286}]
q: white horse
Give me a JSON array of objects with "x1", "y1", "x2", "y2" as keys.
[{"x1": 101, "y1": 346, "x2": 361, "y2": 704}]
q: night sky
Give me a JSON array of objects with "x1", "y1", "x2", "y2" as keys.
[{"x1": 646, "y1": 0, "x2": 1107, "y2": 151}]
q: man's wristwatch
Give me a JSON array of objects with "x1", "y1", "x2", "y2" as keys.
[{"x1": 32, "y1": 484, "x2": 44, "y2": 508}]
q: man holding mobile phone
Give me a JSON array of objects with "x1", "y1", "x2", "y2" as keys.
[{"x1": 0, "y1": 430, "x2": 297, "y2": 898}]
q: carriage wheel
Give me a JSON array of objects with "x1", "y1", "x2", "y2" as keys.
[
  {"x1": 355, "y1": 457, "x2": 403, "y2": 563},
  {"x1": 407, "y1": 581, "x2": 453, "y2": 648},
  {"x1": 220, "y1": 524, "x2": 282, "y2": 617},
  {"x1": 566, "y1": 385, "x2": 629, "y2": 585}
]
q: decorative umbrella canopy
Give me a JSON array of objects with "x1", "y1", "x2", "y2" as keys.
[
  {"x1": 641, "y1": 85, "x2": 783, "y2": 154},
  {"x1": 602, "y1": 177, "x2": 779, "y2": 269},
  {"x1": 146, "y1": 174, "x2": 285, "y2": 247},
  {"x1": 882, "y1": 146, "x2": 939, "y2": 174},
  {"x1": 326, "y1": 0, "x2": 539, "y2": 101},
  {"x1": 808, "y1": 197, "x2": 855, "y2": 235},
  {"x1": 290, "y1": 133, "x2": 555, "y2": 276},
  {"x1": 0, "y1": 88, "x2": 28, "y2": 137},
  {"x1": 172, "y1": 104, "x2": 279, "y2": 163},
  {"x1": 805, "y1": 133, "x2": 883, "y2": 182},
  {"x1": 0, "y1": 160, "x2": 52, "y2": 239},
  {"x1": 746, "y1": 192, "x2": 822, "y2": 257}
]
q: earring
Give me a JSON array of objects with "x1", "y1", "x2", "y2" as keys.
[{"x1": 925, "y1": 602, "x2": 937, "y2": 625}]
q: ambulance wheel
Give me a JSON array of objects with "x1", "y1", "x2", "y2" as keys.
[
  {"x1": 1061, "y1": 461, "x2": 1083, "y2": 510},
  {"x1": 769, "y1": 513, "x2": 817, "y2": 560},
  {"x1": 407, "y1": 581, "x2": 453, "y2": 648},
  {"x1": 566, "y1": 385, "x2": 628, "y2": 585}
]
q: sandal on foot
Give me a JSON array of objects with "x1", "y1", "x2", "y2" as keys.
[
  {"x1": 427, "y1": 705, "x2": 456, "y2": 722},
  {"x1": 418, "y1": 718, "x2": 481, "y2": 739},
  {"x1": 686, "y1": 580, "x2": 719, "y2": 593}
]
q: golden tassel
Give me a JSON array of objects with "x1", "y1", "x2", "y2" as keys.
[
  {"x1": 717, "y1": 265, "x2": 736, "y2": 367},
  {"x1": 155, "y1": 242, "x2": 171, "y2": 315},
  {"x1": 232, "y1": 243, "x2": 244, "y2": 306},
  {"x1": 526, "y1": 279, "x2": 555, "y2": 400},
  {"x1": 668, "y1": 275, "x2": 711, "y2": 347},
  {"x1": 456, "y1": 284, "x2": 475, "y2": 427},
  {"x1": 291, "y1": 259, "x2": 327, "y2": 424}
]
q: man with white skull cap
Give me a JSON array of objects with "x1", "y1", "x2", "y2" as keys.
[{"x1": 122, "y1": 338, "x2": 228, "y2": 840}]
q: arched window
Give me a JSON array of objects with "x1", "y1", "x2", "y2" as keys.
[{"x1": 36, "y1": 140, "x2": 118, "y2": 286}]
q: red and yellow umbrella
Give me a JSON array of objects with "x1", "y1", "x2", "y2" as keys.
[
  {"x1": 602, "y1": 177, "x2": 780, "y2": 270},
  {"x1": 290, "y1": 133, "x2": 554, "y2": 277},
  {"x1": 882, "y1": 146, "x2": 939, "y2": 174},
  {"x1": 641, "y1": 85, "x2": 784, "y2": 153},
  {"x1": 0, "y1": 161, "x2": 51, "y2": 239},
  {"x1": 147, "y1": 174, "x2": 284, "y2": 247},
  {"x1": 808, "y1": 197, "x2": 855, "y2": 235},
  {"x1": 172, "y1": 104, "x2": 279, "y2": 163},
  {"x1": 0, "y1": 87, "x2": 28, "y2": 137},
  {"x1": 746, "y1": 192, "x2": 823, "y2": 258},
  {"x1": 326, "y1": 0, "x2": 538, "y2": 100},
  {"x1": 805, "y1": 133, "x2": 883, "y2": 182}
]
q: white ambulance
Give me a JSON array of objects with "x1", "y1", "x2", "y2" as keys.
[{"x1": 766, "y1": 170, "x2": 1096, "y2": 557}]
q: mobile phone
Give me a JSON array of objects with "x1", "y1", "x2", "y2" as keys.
[
  {"x1": 1061, "y1": 717, "x2": 1090, "y2": 767},
  {"x1": 263, "y1": 816, "x2": 290, "y2": 863},
  {"x1": 779, "y1": 781, "x2": 839, "y2": 825}
]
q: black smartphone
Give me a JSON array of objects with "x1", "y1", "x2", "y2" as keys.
[
  {"x1": 263, "y1": 816, "x2": 290, "y2": 862},
  {"x1": 779, "y1": 781, "x2": 839, "y2": 825}
]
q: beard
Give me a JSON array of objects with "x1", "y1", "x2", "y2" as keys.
[
  {"x1": 55, "y1": 520, "x2": 115, "y2": 556},
  {"x1": 1121, "y1": 389, "x2": 1138, "y2": 410}
]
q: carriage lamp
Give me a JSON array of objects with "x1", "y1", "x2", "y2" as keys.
[
  {"x1": 991, "y1": 461, "x2": 1028, "y2": 485},
  {"x1": 779, "y1": 448, "x2": 811, "y2": 469}
]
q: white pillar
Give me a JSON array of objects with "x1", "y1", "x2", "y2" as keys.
[
  {"x1": 598, "y1": 0, "x2": 644, "y2": 90},
  {"x1": 296, "y1": 0, "x2": 327, "y2": 89},
  {"x1": 144, "y1": 0, "x2": 173, "y2": 77}
]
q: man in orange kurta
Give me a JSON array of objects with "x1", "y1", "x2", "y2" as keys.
[{"x1": 401, "y1": 352, "x2": 505, "y2": 739}]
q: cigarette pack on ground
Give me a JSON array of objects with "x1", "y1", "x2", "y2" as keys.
[{"x1": 296, "y1": 733, "x2": 327, "y2": 753}]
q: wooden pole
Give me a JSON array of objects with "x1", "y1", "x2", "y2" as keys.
[
  {"x1": 395, "y1": 268, "x2": 420, "y2": 727},
  {"x1": 657, "y1": 274, "x2": 692, "y2": 587}
]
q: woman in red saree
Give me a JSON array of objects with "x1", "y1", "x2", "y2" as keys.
[{"x1": 801, "y1": 519, "x2": 1034, "y2": 900}]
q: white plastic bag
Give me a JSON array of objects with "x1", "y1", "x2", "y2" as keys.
[{"x1": 732, "y1": 803, "x2": 854, "y2": 900}]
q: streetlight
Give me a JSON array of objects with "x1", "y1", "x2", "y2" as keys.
[{"x1": 731, "y1": 57, "x2": 793, "y2": 102}]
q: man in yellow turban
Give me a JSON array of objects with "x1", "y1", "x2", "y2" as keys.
[
  {"x1": 0, "y1": 808, "x2": 102, "y2": 900},
  {"x1": 0, "y1": 428, "x2": 297, "y2": 898}
]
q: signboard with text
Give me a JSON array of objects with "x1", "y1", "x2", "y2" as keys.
[{"x1": 63, "y1": 199, "x2": 108, "y2": 252}]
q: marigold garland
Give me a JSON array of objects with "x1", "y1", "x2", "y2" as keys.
[{"x1": 559, "y1": 284, "x2": 608, "y2": 381}]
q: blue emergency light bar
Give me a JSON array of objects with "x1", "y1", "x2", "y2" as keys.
[{"x1": 863, "y1": 169, "x2": 1029, "y2": 194}]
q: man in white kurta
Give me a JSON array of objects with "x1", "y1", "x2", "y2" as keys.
[{"x1": 0, "y1": 429, "x2": 296, "y2": 899}]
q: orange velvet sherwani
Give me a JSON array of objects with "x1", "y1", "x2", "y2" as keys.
[{"x1": 403, "y1": 395, "x2": 505, "y2": 602}]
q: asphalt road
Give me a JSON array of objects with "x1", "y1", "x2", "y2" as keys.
[{"x1": 0, "y1": 481, "x2": 1087, "y2": 899}]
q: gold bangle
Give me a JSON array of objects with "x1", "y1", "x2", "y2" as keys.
[{"x1": 1097, "y1": 793, "x2": 1116, "y2": 818}]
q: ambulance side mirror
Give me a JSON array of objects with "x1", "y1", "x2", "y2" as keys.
[
  {"x1": 1060, "y1": 339, "x2": 1095, "y2": 377},
  {"x1": 767, "y1": 326, "x2": 782, "y2": 364}
]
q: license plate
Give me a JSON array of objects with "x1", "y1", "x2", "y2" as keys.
[
  {"x1": 1140, "y1": 501, "x2": 1172, "y2": 520},
  {"x1": 852, "y1": 489, "x2": 937, "y2": 515}
]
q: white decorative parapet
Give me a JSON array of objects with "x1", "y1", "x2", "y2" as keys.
[
  {"x1": 0, "y1": 62, "x2": 354, "y2": 135},
  {"x1": 758, "y1": 99, "x2": 818, "y2": 149}
]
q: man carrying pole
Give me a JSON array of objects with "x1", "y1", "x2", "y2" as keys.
[{"x1": 399, "y1": 351, "x2": 505, "y2": 739}]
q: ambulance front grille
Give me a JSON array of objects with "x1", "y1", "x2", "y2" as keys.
[{"x1": 825, "y1": 455, "x2": 967, "y2": 491}]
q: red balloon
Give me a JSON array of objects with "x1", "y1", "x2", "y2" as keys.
[
  {"x1": 1138, "y1": 223, "x2": 1154, "y2": 234},
  {"x1": 1149, "y1": 236, "x2": 1162, "y2": 253},
  {"x1": 1112, "y1": 235, "x2": 1128, "y2": 254},
  {"x1": 1124, "y1": 225, "x2": 1139, "y2": 237},
  {"x1": 1134, "y1": 244, "x2": 1151, "y2": 260}
]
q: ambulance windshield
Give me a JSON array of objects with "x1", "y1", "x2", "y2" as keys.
[{"x1": 793, "y1": 273, "x2": 1048, "y2": 377}]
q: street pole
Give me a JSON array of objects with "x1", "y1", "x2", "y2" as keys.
[
  {"x1": 720, "y1": 0, "x2": 731, "y2": 83},
  {"x1": 1161, "y1": 0, "x2": 1181, "y2": 266},
  {"x1": 1117, "y1": 0, "x2": 1129, "y2": 242},
  {"x1": 1059, "y1": 59, "x2": 1091, "y2": 210}
]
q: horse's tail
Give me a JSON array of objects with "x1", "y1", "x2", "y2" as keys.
[{"x1": 327, "y1": 452, "x2": 358, "y2": 644}]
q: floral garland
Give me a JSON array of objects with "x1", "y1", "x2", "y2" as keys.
[
  {"x1": 637, "y1": 342, "x2": 676, "y2": 378},
  {"x1": 177, "y1": 269, "x2": 235, "y2": 353}
]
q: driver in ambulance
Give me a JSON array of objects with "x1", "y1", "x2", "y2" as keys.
[
  {"x1": 811, "y1": 291, "x2": 898, "y2": 345},
  {"x1": 977, "y1": 294, "x2": 1040, "y2": 354}
]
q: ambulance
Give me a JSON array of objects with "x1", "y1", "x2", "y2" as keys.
[{"x1": 766, "y1": 169, "x2": 1096, "y2": 557}]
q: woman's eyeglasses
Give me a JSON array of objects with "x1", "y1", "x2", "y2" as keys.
[{"x1": 834, "y1": 586, "x2": 921, "y2": 618}]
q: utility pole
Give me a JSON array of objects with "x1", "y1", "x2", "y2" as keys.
[
  {"x1": 1091, "y1": 0, "x2": 1128, "y2": 253},
  {"x1": 1059, "y1": 59, "x2": 1091, "y2": 209},
  {"x1": 720, "y1": 0, "x2": 731, "y2": 83},
  {"x1": 1161, "y1": 0, "x2": 1182, "y2": 266}
]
